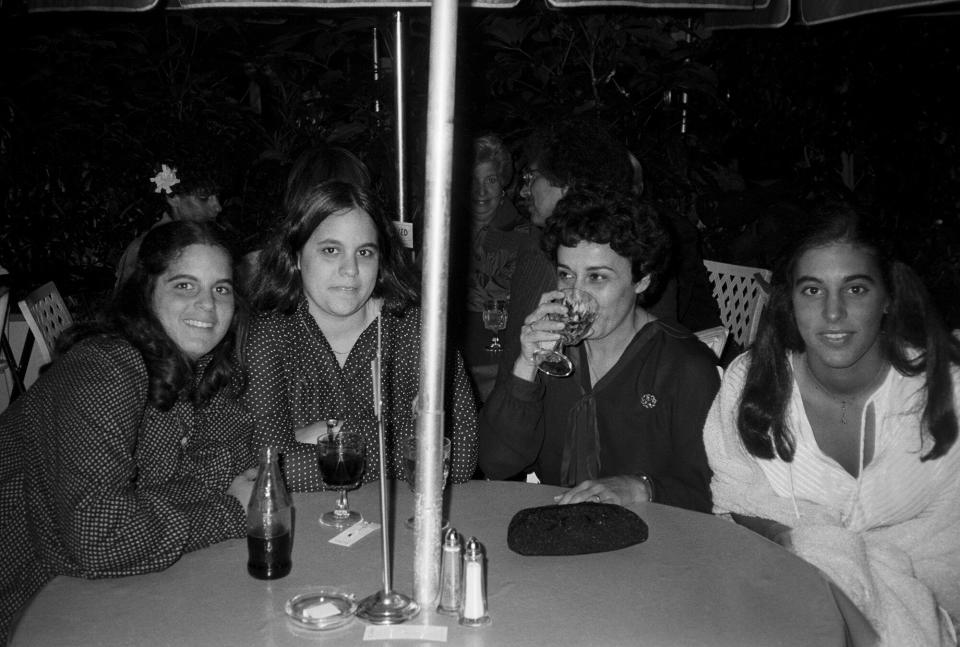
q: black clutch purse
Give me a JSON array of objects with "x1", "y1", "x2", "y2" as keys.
[{"x1": 507, "y1": 502, "x2": 648, "y2": 556}]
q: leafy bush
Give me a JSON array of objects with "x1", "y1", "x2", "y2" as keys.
[{"x1": 1, "y1": 7, "x2": 958, "y2": 326}]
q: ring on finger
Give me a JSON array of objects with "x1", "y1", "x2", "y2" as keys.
[{"x1": 591, "y1": 494, "x2": 601, "y2": 503}]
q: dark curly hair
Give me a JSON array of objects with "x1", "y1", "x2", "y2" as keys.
[
  {"x1": 248, "y1": 180, "x2": 418, "y2": 315},
  {"x1": 739, "y1": 201, "x2": 960, "y2": 462},
  {"x1": 523, "y1": 118, "x2": 633, "y2": 194},
  {"x1": 541, "y1": 187, "x2": 673, "y2": 308},
  {"x1": 61, "y1": 220, "x2": 246, "y2": 410}
]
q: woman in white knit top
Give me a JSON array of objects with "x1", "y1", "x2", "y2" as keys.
[{"x1": 703, "y1": 202, "x2": 960, "y2": 646}]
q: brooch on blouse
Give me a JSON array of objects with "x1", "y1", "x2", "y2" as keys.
[{"x1": 640, "y1": 394, "x2": 657, "y2": 409}]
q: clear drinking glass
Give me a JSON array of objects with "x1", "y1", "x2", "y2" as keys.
[
  {"x1": 482, "y1": 299, "x2": 508, "y2": 352},
  {"x1": 533, "y1": 288, "x2": 600, "y2": 378},
  {"x1": 404, "y1": 436, "x2": 451, "y2": 530},
  {"x1": 317, "y1": 424, "x2": 366, "y2": 528}
]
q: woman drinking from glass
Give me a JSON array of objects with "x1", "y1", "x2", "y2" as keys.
[
  {"x1": 0, "y1": 221, "x2": 255, "y2": 643},
  {"x1": 479, "y1": 187, "x2": 719, "y2": 511},
  {"x1": 704, "y1": 203, "x2": 960, "y2": 645},
  {"x1": 243, "y1": 180, "x2": 478, "y2": 491}
]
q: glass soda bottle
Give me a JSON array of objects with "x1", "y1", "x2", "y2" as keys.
[{"x1": 246, "y1": 446, "x2": 293, "y2": 579}]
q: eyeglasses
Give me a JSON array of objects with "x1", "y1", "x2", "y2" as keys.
[{"x1": 521, "y1": 169, "x2": 543, "y2": 187}]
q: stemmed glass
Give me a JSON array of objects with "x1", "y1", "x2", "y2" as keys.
[
  {"x1": 404, "y1": 436, "x2": 451, "y2": 530},
  {"x1": 482, "y1": 299, "x2": 508, "y2": 352},
  {"x1": 317, "y1": 423, "x2": 366, "y2": 528},
  {"x1": 533, "y1": 288, "x2": 600, "y2": 378}
]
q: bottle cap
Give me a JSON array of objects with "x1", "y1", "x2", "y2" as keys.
[
  {"x1": 443, "y1": 527, "x2": 461, "y2": 548},
  {"x1": 464, "y1": 536, "x2": 481, "y2": 559}
]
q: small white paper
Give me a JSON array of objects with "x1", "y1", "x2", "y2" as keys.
[
  {"x1": 392, "y1": 220, "x2": 414, "y2": 249},
  {"x1": 363, "y1": 624, "x2": 447, "y2": 642},
  {"x1": 303, "y1": 602, "x2": 341, "y2": 619},
  {"x1": 328, "y1": 520, "x2": 380, "y2": 547}
]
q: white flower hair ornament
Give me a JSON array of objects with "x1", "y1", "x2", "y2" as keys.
[{"x1": 151, "y1": 164, "x2": 181, "y2": 195}]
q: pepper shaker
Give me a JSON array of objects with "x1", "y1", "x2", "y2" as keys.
[
  {"x1": 437, "y1": 527, "x2": 462, "y2": 614},
  {"x1": 458, "y1": 536, "x2": 491, "y2": 626}
]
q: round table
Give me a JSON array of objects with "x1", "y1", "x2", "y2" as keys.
[{"x1": 12, "y1": 481, "x2": 851, "y2": 646}]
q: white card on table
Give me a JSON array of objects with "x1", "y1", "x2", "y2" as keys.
[
  {"x1": 328, "y1": 520, "x2": 380, "y2": 547},
  {"x1": 363, "y1": 624, "x2": 447, "y2": 641}
]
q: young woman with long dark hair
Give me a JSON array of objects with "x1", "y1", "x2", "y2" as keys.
[
  {"x1": 705, "y1": 202, "x2": 960, "y2": 644},
  {"x1": 243, "y1": 180, "x2": 478, "y2": 491},
  {"x1": 1, "y1": 220, "x2": 255, "y2": 643}
]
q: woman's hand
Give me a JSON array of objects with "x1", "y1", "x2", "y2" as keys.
[
  {"x1": 554, "y1": 476, "x2": 650, "y2": 506},
  {"x1": 227, "y1": 467, "x2": 258, "y2": 509},
  {"x1": 512, "y1": 290, "x2": 567, "y2": 381}
]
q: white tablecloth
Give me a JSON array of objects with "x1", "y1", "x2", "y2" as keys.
[{"x1": 12, "y1": 480, "x2": 852, "y2": 646}]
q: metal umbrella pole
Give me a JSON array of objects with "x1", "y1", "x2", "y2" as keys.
[
  {"x1": 413, "y1": 0, "x2": 459, "y2": 609},
  {"x1": 356, "y1": 328, "x2": 420, "y2": 623},
  {"x1": 393, "y1": 10, "x2": 408, "y2": 225}
]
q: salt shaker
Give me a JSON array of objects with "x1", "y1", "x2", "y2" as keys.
[
  {"x1": 437, "y1": 527, "x2": 462, "y2": 614},
  {"x1": 458, "y1": 536, "x2": 491, "y2": 626}
]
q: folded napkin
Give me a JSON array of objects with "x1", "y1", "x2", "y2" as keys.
[{"x1": 507, "y1": 502, "x2": 648, "y2": 556}]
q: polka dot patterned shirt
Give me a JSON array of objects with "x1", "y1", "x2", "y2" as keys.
[
  {"x1": 0, "y1": 336, "x2": 254, "y2": 642},
  {"x1": 243, "y1": 299, "x2": 479, "y2": 491}
]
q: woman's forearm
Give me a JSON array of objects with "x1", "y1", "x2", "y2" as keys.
[{"x1": 731, "y1": 513, "x2": 793, "y2": 547}]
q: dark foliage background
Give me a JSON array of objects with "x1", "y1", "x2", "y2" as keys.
[{"x1": 1, "y1": 5, "x2": 958, "y2": 324}]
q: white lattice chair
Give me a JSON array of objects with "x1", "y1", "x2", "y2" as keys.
[
  {"x1": 18, "y1": 281, "x2": 74, "y2": 366},
  {"x1": 703, "y1": 260, "x2": 772, "y2": 349}
]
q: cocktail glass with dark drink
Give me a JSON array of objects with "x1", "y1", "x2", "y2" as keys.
[{"x1": 317, "y1": 424, "x2": 366, "y2": 528}]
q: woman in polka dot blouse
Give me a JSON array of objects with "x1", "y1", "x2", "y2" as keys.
[
  {"x1": 244, "y1": 180, "x2": 479, "y2": 491},
  {"x1": 0, "y1": 221, "x2": 256, "y2": 643}
]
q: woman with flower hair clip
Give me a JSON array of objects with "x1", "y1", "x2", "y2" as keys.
[{"x1": 115, "y1": 162, "x2": 222, "y2": 288}]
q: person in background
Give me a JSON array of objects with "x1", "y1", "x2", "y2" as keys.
[
  {"x1": 115, "y1": 163, "x2": 222, "y2": 288},
  {"x1": 480, "y1": 187, "x2": 718, "y2": 512},
  {"x1": 0, "y1": 221, "x2": 255, "y2": 644},
  {"x1": 464, "y1": 133, "x2": 528, "y2": 309},
  {"x1": 496, "y1": 118, "x2": 636, "y2": 390},
  {"x1": 239, "y1": 145, "x2": 374, "y2": 288},
  {"x1": 704, "y1": 203, "x2": 960, "y2": 644},
  {"x1": 456, "y1": 133, "x2": 532, "y2": 401},
  {"x1": 283, "y1": 144, "x2": 372, "y2": 214},
  {"x1": 243, "y1": 180, "x2": 478, "y2": 491}
]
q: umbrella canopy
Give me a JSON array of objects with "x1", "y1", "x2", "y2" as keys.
[
  {"x1": 25, "y1": 0, "x2": 760, "y2": 11},
  {"x1": 704, "y1": 0, "x2": 960, "y2": 28},
  {"x1": 25, "y1": 0, "x2": 518, "y2": 10}
]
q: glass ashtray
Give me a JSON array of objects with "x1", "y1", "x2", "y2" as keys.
[{"x1": 285, "y1": 589, "x2": 357, "y2": 631}]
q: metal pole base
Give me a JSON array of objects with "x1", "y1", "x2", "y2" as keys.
[{"x1": 356, "y1": 590, "x2": 420, "y2": 625}]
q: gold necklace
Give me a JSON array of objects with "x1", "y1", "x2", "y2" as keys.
[{"x1": 803, "y1": 356, "x2": 888, "y2": 425}]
